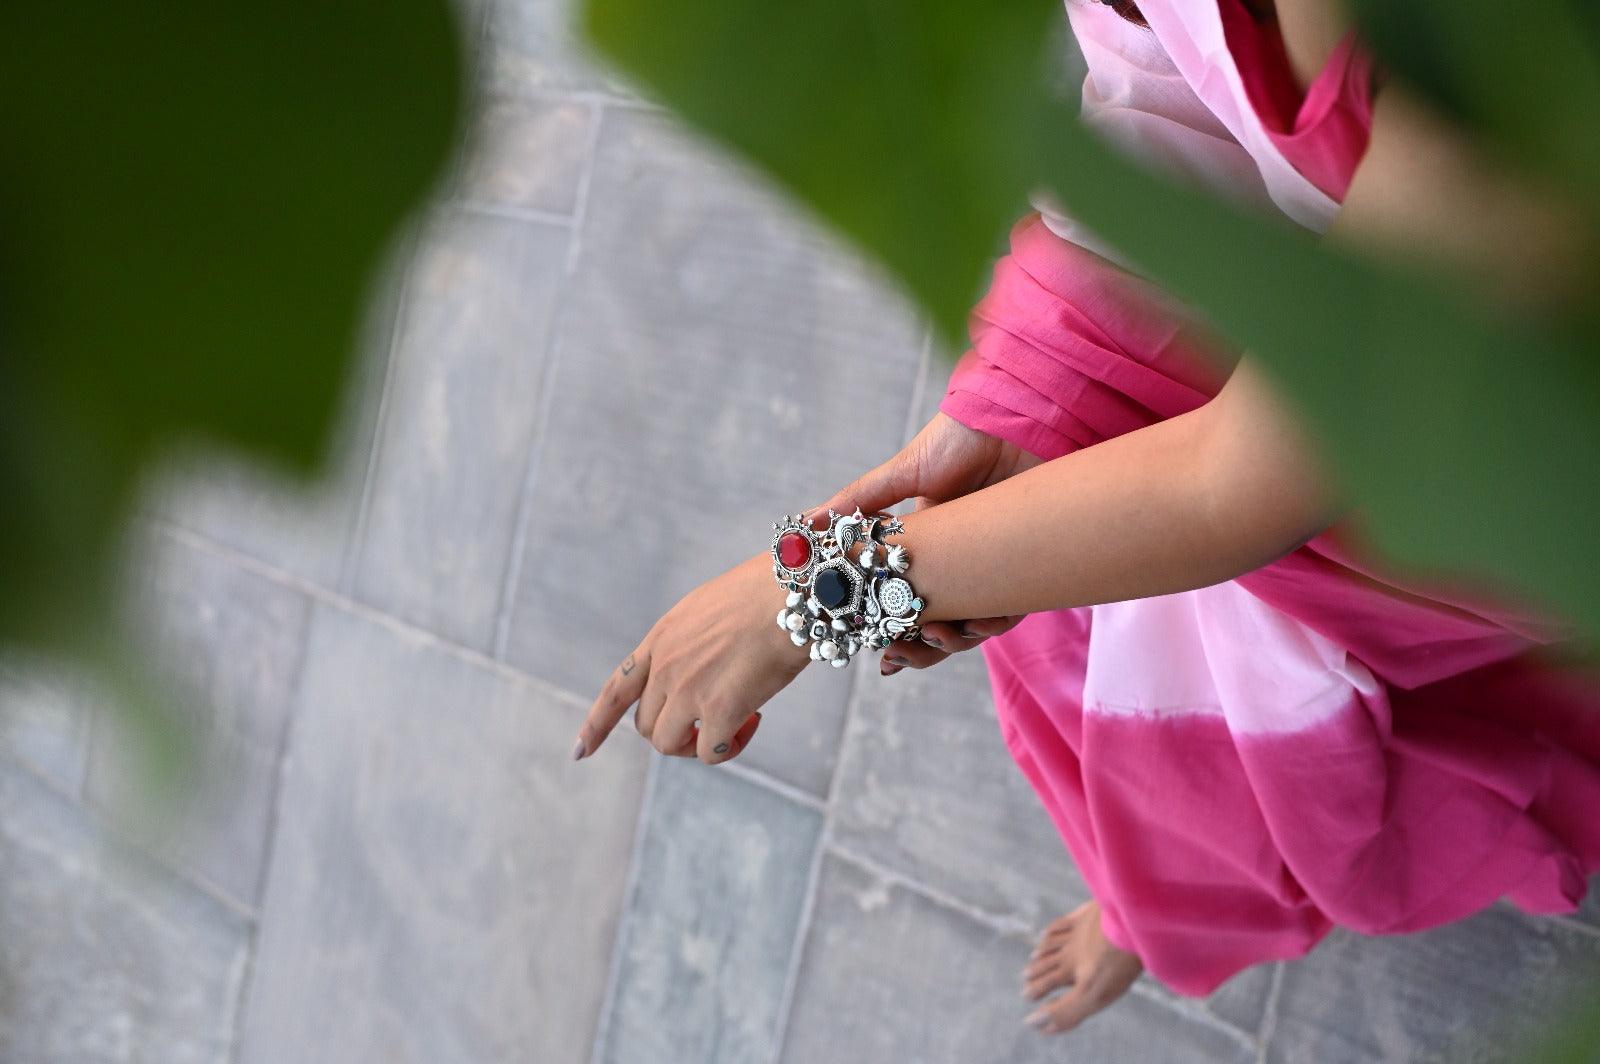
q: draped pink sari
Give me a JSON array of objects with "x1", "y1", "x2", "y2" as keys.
[{"x1": 948, "y1": 0, "x2": 1600, "y2": 996}]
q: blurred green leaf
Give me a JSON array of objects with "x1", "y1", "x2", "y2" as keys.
[
  {"x1": 1529, "y1": 994, "x2": 1600, "y2": 1063},
  {"x1": 582, "y1": 0, "x2": 1600, "y2": 640},
  {"x1": 584, "y1": 0, "x2": 1060, "y2": 345},
  {"x1": 1351, "y1": 0, "x2": 1600, "y2": 215},
  {"x1": 0, "y1": 3, "x2": 464, "y2": 650},
  {"x1": 1032, "y1": 108, "x2": 1600, "y2": 633}
]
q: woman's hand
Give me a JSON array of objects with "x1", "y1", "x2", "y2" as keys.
[
  {"x1": 809, "y1": 411, "x2": 1040, "y2": 674},
  {"x1": 572, "y1": 553, "x2": 805, "y2": 765}
]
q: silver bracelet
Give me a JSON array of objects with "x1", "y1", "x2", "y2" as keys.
[{"x1": 770, "y1": 508, "x2": 926, "y2": 668}]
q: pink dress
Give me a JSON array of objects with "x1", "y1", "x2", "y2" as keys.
[{"x1": 946, "y1": 0, "x2": 1600, "y2": 997}]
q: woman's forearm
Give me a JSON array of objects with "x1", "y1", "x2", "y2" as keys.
[{"x1": 903, "y1": 361, "x2": 1336, "y2": 622}]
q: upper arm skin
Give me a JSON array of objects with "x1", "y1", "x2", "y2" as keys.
[
  {"x1": 1278, "y1": 0, "x2": 1592, "y2": 308},
  {"x1": 1201, "y1": 357, "x2": 1340, "y2": 567},
  {"x1": 1197, "y1": 0, "x2": 1591, "y2": 563}
]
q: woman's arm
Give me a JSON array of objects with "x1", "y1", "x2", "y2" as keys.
[
  {"x1": 1285, "y1": 0, "x2": 1593, "y2": 312},
  {"x1": 903, "y1": 357, "x2": 1334, "y2": 622},
  {"x1": 901, "y1": 1, "x2": 1594, "y2": 624},
  {"x1": 577, "y1": 2, "x2": 1594, "y2": 762}
]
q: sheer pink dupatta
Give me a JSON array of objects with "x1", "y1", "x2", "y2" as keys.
[{"x1": 945, "y1": 1, "x2": 1600, "y2": 996}]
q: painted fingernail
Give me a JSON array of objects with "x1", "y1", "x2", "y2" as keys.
[
  {"x1": 921, "y1": 634, "x2": 944, "y2": 650},
  {"x1": 571, "y1": 736, "x2": 587, "y2": 761}
]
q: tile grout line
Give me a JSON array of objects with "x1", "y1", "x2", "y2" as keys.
[
  {"x1": 1254, "y1": 963, "x2": 1286, "y2": 1064},
  {"x1": 7, "y1": 722, "x2": 263, "y2": 926},
  {"x1": 1125, "y1": 980, "x2": 1260, "y2": 1055},
  {"x1": 41, "y1": 629, "x2": 264, "y2": 928},
  {"x1": 225, "y1": 598, "x2": 321, "y2": 1064},
  {"x1": 720, "y1": 760, "x2": 825, "y2": 813},
  {"x1": 453, "y1": 199, "x2": 576, "y2": 229},
  {"x1": 0, "y1": 747, "x2": 99, "y2": 829},
  {"x1": 587, "y1": 754, "x2": 661, "y2": 1064},
  {"x1": 764, "y1": 773, "x2": 838, "y2": 1064},
  {"x1": 153, "y1": 520, "x2": 583, "y2": 713},
  {"x1": 562, "y1": 99, "x2": 606, "y2": 275},
  {"x1": 486, "y1": 285, "x2": 570, "y2": 661},
  {"x1": 152, "y1": 516, "x2": 824, "y2": 813},
  {"x1": 499, "y1": 84, "x2": 662, "y2": 114},
  {"x1": 898, "y1": 328, "x2": 934, "y2": 450},
  {"x1": 490, "y1": 100, "x2": 606, "y2": 661},
  {"x1": 768, "y1": 334, "x2": 936, "y2": 1064},
  {"x1": 337, "y1": 221, "x2": 424, "y2": 599},
  {"x1": 825, "y1": 841, "x2": 1035, "y2": 937}
]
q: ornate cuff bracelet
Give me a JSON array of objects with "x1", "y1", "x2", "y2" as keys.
[{"x1": 770, "y1": 508, "x2": 925, "y2": 668}]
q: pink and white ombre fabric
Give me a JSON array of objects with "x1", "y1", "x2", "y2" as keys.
[{"x1": 948, "y1": 0, "x2": 1600, "y2": 996}]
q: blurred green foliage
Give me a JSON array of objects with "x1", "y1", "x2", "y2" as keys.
[
  {"x1": 582, "y1": 0, "x2": 1600, "y2": 646},
  {"x1": 0, "y1": 0, "x2": 1589, "y2": 1055},
  {"x1": 0, "y1": 3, "x2": 463, "y2": 657},
  {"x1": 0, "y1": 4, "x2": 462, "y2": 773}
]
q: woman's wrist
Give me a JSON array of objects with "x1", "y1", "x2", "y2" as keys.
[
  {"x1": 880, "y1": 399, "x2": 1295, "y2": 623},
  {"x1": 765, "y1": 510, "x2": 929, "y2": 667}
]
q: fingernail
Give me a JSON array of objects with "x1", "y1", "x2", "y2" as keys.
[
  {"x1": 959, "y1": 624, "x2": 978, "y2": 639},
  {"x1": 885, "y1": 654, "x2": 908, "y2": 667},
  {"x1": 880, "y1": 660, "x2": 902, "y2": 676},
  {"x1": 1025, "y1": 1009, "x2": 1049, "y2": 1028},
  {"x1": 921, "y1": 634, "x2": 943, "y2": 650},
  {"x1": 571, "y1": 736, "x2": 587, "y2": 761}
]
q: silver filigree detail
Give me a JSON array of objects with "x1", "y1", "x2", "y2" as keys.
[
  {"x1": 878, "y1": 577, "x2": 914, "y2": 617},
  {"x1": 769, "y1": 506, "x2": 923, "y2": 668}
]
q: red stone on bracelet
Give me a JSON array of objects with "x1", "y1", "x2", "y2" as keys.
[{"x1": 777, "y1": 532, "x2": 812, "y2": 570}]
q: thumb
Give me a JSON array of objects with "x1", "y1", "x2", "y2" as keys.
[{"x1": 809, "y1": 451, "x2": 919, "y2": 523}]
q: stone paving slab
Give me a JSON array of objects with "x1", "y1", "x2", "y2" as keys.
[
  {"x1": 832, "y1": 650, "x2": 1087, "y2": 928},
  {"x1": 0, "y1": 760, "x2": 250, "y2": 1064},
  {"x1": 830, "y1": 649, "x2": 1278, "y2": 1040},
  {"x1": 0, "y1": 657, "x2": 95, "y2": 798},
  {"x1": 87, "y1": 532, "x2": 311, "y2": 909},
  {"x1": 238, "y1": 600, "x2": 648, "y2": 1064},
  {"x1": 149, "y1": 234, "x2": 408, "y2": 592},
  {"x1": 596, "y1": 757, "x2": 823, "y2": 1064},
  {"x1": 780, "y1": 852, "x2": 1256, "y2": 1064},
  {"x1": 454, "y1": 92, "x2": 594, "y2": 217},
  {"x1": 501, "y1": 107, "x2": 925, "y2": 797},
  {"x1": 484, "y1": 0, "x2": 638, "y2": 98},
  {"x1": 351, "y1": 207, "x2": 570, "y2": 653},
  {"x1": 1265, "y1": 908, "x2": 1600, "y2": 1063},
  {"x1": 1573, "y1": 885, "x2": 1600, "y2": 930}
]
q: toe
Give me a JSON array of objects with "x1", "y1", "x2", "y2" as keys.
[
  {"x1": 1021, "y1": 957, "x2": 1075, "y2": 1001},
  {"x1": 1026, "y1": 986, "x2": 1098, "y2": 1035},
  {"x1": 1030, "y1": 922, "x2": 1076, "y2": 960}
]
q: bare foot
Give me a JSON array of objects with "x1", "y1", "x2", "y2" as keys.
[{"x1": 1021, "y1": 899, "x2": 1143, "y2": 1034}]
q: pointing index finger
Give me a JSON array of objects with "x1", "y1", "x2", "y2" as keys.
[{"x1": 573, "y1": 646, "x2": 650, "y2": 761}]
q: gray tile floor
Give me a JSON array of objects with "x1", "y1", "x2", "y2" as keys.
[{"x1": 2, "y1": 2, "x2": 1598, "y2": 1062}]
